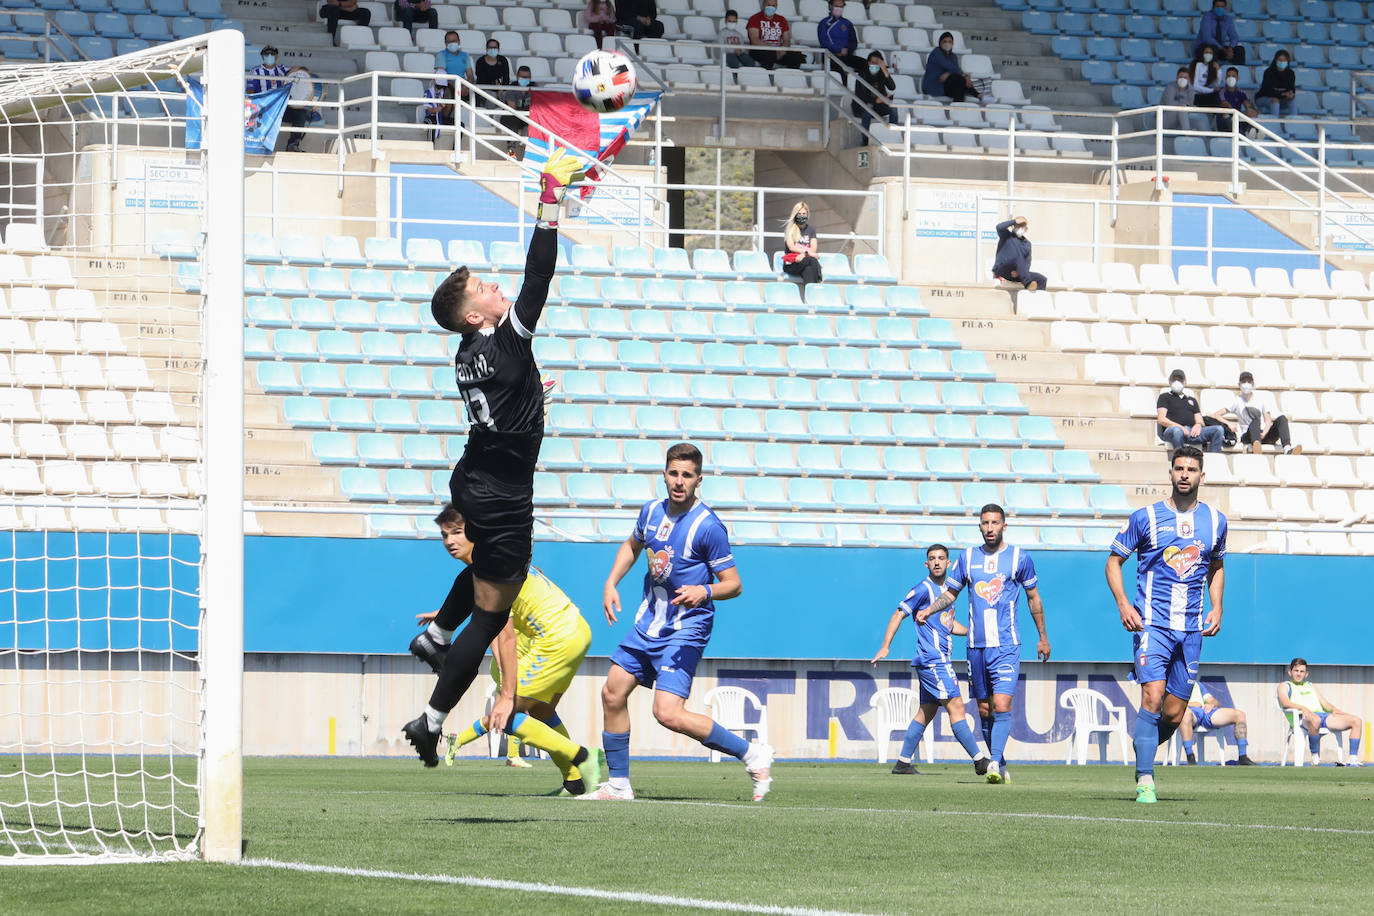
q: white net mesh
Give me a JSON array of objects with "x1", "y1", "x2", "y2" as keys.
[{"x1": 0, "y1": 37, "x2": 228, "y2": 861}]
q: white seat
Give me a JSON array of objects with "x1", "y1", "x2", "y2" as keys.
[
  {"x1": 1280, "y1": 390, "x2": 1321, "y2": 422},
  {"x1": 1201, "y1": 452, "x2": 1235, "y2": 485},
  {"x1": 38, "y1": 388, "x2": 85, "y2": 424},
  {"x1": 1292, "y1": 268, "x2": 1333, "y2": 297},
  {"x1": 1252, "y1": 297, "x2": 1295, "y2": 327},
  {"x1": 161, "y1": 427, "x2": 199, "y2": 461},
  {"x1": 1088, "y1": 321, "x2": 1130, "y2": 353},
  {"x1": 105, "y1": 356, "x2": 153, "y2": 389},
  {"x1": 1254, "y1": 266, "x2": 1295, "y2": 296},
  {"x1": 1327, "y1": 299, "x2": 1371, "y2": 329},
  {"x1": 30, "y1": 256, "x2": 74, "y2": 287},
  {"x1": 1228, "y1": 486, "x2": 1275, "y2": 519},
  {"x1": 1282, "y1": 358, "x2": 1323, "y2": 390},
  {"x1": 1086, "y1": 353, "x2": 1129, "y2": 384},
  {"x1": 1246, "y1": 325, "x2": 1287, "y2": 357},
  {"x1": 1173, "y1": 294, "x2": 1214, "y2": 324},
  {"x1": 1139, "y1": 263, "x2": 1180, "y2": 292},
  {"x1": 64, "y1": 425, "x2": 113, "y2": 460},
  {"x1": 0, "y1": 459, "x2": 44, "y2": 494},
  {"x1": 43, "y1": 460, "x2": 94, "y2": 495},
  {"x1": 1321, "y1": 392, "x2": 1362, "y2": 423},
  {"x1": 1016, "y1": 289, "x2": 1054, "y2": 319},
  {"x1": 1291, "y1": 297, "x2": 1334, "y2": 328},
  {"x1": 1122, "y1": 355, "x2": 1165, "y2": 387},
  {"x1": 54, "y1": 288, "x2": 98, "y2": 319},
  {"x1": 1098, "y1": 261, "x2": 1142, "y2": 292},
  {"x1": 79, "y1": 322, "x2": 126, "y2": 354},
  {"x1": 131, "y1": 391, "x2": 178, "y2": 425},
  {"x1": 1095, "y1": 292, "x2": 1135, "y2": 321},
  {"x1": 1232, "y1": 453, "x2": 1279, "y2": 486},
  {"x1": 1271, "y1": 488, "x2": 1319, "y2": 521},
  {"x1": 501, "y1": 6, "x2": 536, "y2": 29},
  {"x1": 338, "y1": 25, "x2": 377, "y2": 50},
  {"x1": 111, "y1": 426, "x2": 160, "y2": 460},
  {"x1": 1061, "y1": 260, "x2": 1100, "y2": 291},
  {"x1": 1312, "y1": 488, "x2": 1354, "y2": 522},
  {"x1": 1127, "y1": 323, "x2": 1170, "y2": 354},
  {"x1": 1215, "y1": 264, "x2": 1255, "y2": 293},
  {"x1": 1053, "y1": 291, "x2": 1094, "y2": 319},
  {"x1": 17, "y1": 422, "x2": 66, "y2": 459},
  {"x1": 869, "y1": 686, "x2": 916, "y2": 764},
  {"x1": 1210, "y1": 296, "x2": 1251, "y2": 326},
  {"x1": 91, "y1": 462, "x2": 138, "y2": 497},
  {"x1": 1326, "y1": 328, "x2": 1365, "y2": 359},
  {"x1": 1274, "y1": 454, "x2": 1319, "y2": 487},
  {"x1": 363, "y1": 50, "x2": 399, "y2": 72},
  {"x1": 1118, "y1": 385, "x2": 1157, "y2": 416},
  {"x1": 702, "y1": 685, "x2": 769, "y2": 763},
  {"x1": 5, "y1": 222, "x2": 47, "y2": 253},
  {"x1": 137, "y1": 463, "x2": 189, "y2": 497},
  {"x1": 1060, "y1": 687, "x2": 1129, "y2": 765},
  {"x1": 1136, "y1": 293, "x2": 1176, "y2": 324},
  {"x1": 1328, "y1": 269, "x2": 1369, "y2": 297},
  {"x1": 33, "y1": 320, "x2": 78, "y2": 352},
  {"x1": 1177, "y1": 263, "x2": 1219, "y2": 294},
  {"x1": 1277, "y1": 699, "x2": 1345, "y2": 766},
  {"x1": 1168, "y1": 324, "x2": 1210, "y2": 355},
  {"x1": 1316, "y1": 423, "x2": 1359, "y2": 454},
  {"x1": 1202, "y1": 357, "x2": 1239, "y2": 387},
  {"x1": 1049, "y1": 320, "x2": 1091, "y2": 351},
  {"x1": 1209, "y1": 326, "x2": 1247, "y2": 356}
]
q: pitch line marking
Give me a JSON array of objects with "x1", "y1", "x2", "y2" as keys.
[{"x1": 238, "y1": 858, "x2": 889, "y2": 916}]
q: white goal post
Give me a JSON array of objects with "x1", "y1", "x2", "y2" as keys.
[{"x1": 0, "y1": 30, "x2": 244, "y2": 863}]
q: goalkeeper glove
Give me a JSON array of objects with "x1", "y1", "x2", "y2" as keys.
[{"x1": 537, "y1": 148, "x2": 584, "y2": 225}]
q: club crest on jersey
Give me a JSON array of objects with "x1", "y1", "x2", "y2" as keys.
[
  {"x1": 655, "y1": 518, "x2": 674, "y2": 540},
  {"x1": 1178, "y1": 518, "x2": 1194, "y2": 538},
  {"x1": 648, "y1": 547, "x2": 675, "y2": 582},
  {"x1": 1163, "y1": 543, "x2": 1202, "y2": 577},
  {"x1": 974, "y1": 575, "x2": 1006, "y2": 606}
]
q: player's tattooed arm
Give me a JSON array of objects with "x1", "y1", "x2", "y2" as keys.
[
  {"x1": 1203, "y1": 558, "x2": 1224, "y2": 636},
  {"x1": 915, "y1": 588, "x2": 957, "y2": 623},
  {"x1": 1026, "y1": 586, "x2": 1050, "y2": 661},
  {"x1": 870, "y1": 609, "x2": 906, "y2": 665},
  {"x1": 1105, "y1": 553, "x2": 1143, "y2": 632}
]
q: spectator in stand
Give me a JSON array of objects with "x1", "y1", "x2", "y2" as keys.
[
  {"x1": 436, "y1": 31, "x2": 475, "y2": 102},
  {"x1": 852, "y1": 50, "x2": 898, "y2": 142},
  {"x1": 616, "y1": 0, "x2": 665, "y2": 41},
  {"x1": 246, "y1": 46, "x2": 307, "y2": 152},
  {"x1": 586, "y1": 1, "x2": 617, "y2": 50},
  {"x1": 719, "y1": 9, "x2": 757, "y2": 69},
  {"x1": 818, "y1": 0, "x2": 865, "y2": 82},
  {"x1": 1193, "y1": 0, "x2": 1244, "y2": 65},
  {"x1": 781, "y1": 201, "x2": 822, "y2": 286},
  {"x1": 319, "y1": 0, "x2": 369, "y2": 45},
  {"x1": 748, "y1": 1, "x2": 806, "y2": 70},
  {"x1": 991, "y1": 216, "x2": 1045, "y2": 291},
  {"x1": 475, "y1": 38, "x2": 512, "y2": 109},
  {"x1": 1159, "y1": 66, "x2": 1209, "y2": 134},
  {"x1": 923, "y1": 31, "x2": 981, "y2": 103},
  {"x1": 393, "y1": 0, "x2": 437, "y2": 34},
  {"x1": 1212, "y1": 371, "x2": 1301, "y2": 455},
  {"x1": 422, "y1": 71, "x2": 453, "y2": 144},
  {"x1": 1255, "y1": 49, "x2": 1296, "y2": 118},
  {"x1": 1190, "y1": 45, "x2": 1222, "y2": 126},
  {"x1": 1216, "y1": 67, "x2": 1258, "y2": 136},
  {"x1": 1156, "y1": 368, "x2": 1223, "y2": 452},
  {"x1": 500, "y1": 65, "x2": 536, "y2": 160}
]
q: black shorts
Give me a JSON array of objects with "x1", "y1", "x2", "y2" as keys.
[{"x1": 448, "y1": 462, "x2": 533, "y2": 585}]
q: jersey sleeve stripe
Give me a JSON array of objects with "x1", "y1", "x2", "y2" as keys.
[{"x1": 508, "y1": 302, "x2": 533, "y2": 339}]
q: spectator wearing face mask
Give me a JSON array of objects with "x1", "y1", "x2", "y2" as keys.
[
  {"x1": 319, "y1": 0, "x2": 370, "y2": 44},
  {"x1": 1217, "y1": 67, "x2": 1258, "y2": 136},
  {"x1": 1190, "y1": 45, "x2": 1222, "y2": 124},
  {"x1": 586, "y1": 1, "x2": 616, "y2": 50},
  {"x1": 991, "y1": 216, "x2": 1045, "y2": 291},
  {"x1": 781, "y1": 201, "x2": 822, "y2": 286},
  {"x1": 475, "y1": 40, "x2": 512, "y2": 109},
  {"x1": 1194, "y1": 0, "x2": 1244, "y2": 65},
  {"x1": 246, "y1": 46, "x2": 307, "y2": 152},
  {"x1": 1255, "y1": 50, "x2": 1296, "y2": 118},
  {"x1": 435, "y1": 31, "x2": 475, "y2": 101},
  {"x1": 500, "y1": 66, "x2": 537, "y2": 160},
  {"x1": 817, "y1": 0, "x2": 865, "y2": 81},
  {"x1": 1213, "y1": 371, "x2": 1301, "y2": 455},
  {"x1": 923, "y1": 32, "x2": 980, "y2": 103},
  {"x1": 1159, "y1": 66, "x2": 1209, "y2": 134},
  {"x1": 393, "y1": 0, "x2": 437, "y2": 34},
  {"x1": 748, "y1": 1, "x2": 806, "y2": 70},
  {"x1": 1156, "y1": 369, "x2": 1223, "y2": 452},
  {"x1": 719, "y1": 9, "x2": 757, "y2": 68},
  {"x1": 852, "y1": 50, "x2": 898, "y2": 142}
]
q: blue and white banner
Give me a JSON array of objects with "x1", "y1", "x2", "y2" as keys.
[
  {"x1": 522, "y1": 90, "x2": 662, "y2": 190},
  {"x1": 184, "y1": 79, "x2": 292, "y2": 156}
]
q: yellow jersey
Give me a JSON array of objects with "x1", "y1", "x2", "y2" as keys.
[
  {"x1": 512, "y1": 566, "x2": 583, "y2": 647},
  {"x1": 1284, "y1": 679, "x2": 1328, "y2": 713}
]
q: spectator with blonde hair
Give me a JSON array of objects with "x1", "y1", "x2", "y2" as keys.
[{"x1": 781, "y1": 201, "x2": 822, "y2": 285}]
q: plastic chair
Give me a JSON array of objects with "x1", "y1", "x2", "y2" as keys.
[
  {"x1": 701, "y1": 686, "x2": 769, "y2": 763},
  {"x1": 870, "y1": 686, "x2": 916, "y2": 764},
  {"x1": 1060, "y1": 687, "x2": 1130, "y2": 765},
  {"x1": 1166, "y1": 720, "x2": 1228, "y2": 766},
  {"x1": 1276, "y1": 699, "x2": 1345, "y2": 766}
]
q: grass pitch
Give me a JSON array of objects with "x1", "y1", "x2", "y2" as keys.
[{"x1": 4, "y1": 757, "x2": 1374, "y2": 914}]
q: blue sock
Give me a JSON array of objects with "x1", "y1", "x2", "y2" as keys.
[
  {"x1": 508, "y1": 712, "x2": 527, "y2": 731},
  {"x1": 989, "y1": 710, "x2": 1012, "y2": 765},
  {"x1": 898, "y1": 719, "x2": 926, "y2": 761},
  {"x1": 1308, "y1": 734, "x2": 1322, "y2": 756},
  {"x1": 1134, "y1": 708, "x2": 1161, "y2": 777},
  {"x1": 603, "y1": 730, "x2": 631, "y2": 779},
  {"x1": 981, "y1": 716, "x2": 993, "y2": 757},
  {"x1": 1237, "y1": 737, "x2": 1248, "y2": 756},
  {"x1": 950, "y1": 717, "x2": 982, "y2": 760},
  {"x1": 544, "y1": 712, "x2": 562, "y2": 729},
  {"x1": 701, "y1": 722, "x2": 750, "y2": 760},
  {"x1": 1182, "y1": 739, "x2": 1195, "y2": 756},
  {"x1": 1350, "y1": 736, "x2": 1361, "y2": 759}
]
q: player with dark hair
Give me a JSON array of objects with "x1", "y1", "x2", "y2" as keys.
[
  {"x1": 1107, "y1": 445, "x2": 1227, "y2": 804},
  {"x1": 401, "y1": 149, "x2": 585, "y2": 766},
  {"x1": 920, "y1": 504, "x2": 1049, "y2": 784},
  {"x1": 580, "y1": 442, "x2": 774, "y2": 801},
  {"x1": 871, "y1": 543, "x2": 992, "y2": 776}
]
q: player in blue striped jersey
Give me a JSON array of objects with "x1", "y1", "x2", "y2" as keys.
[
  {"x1": 871, "y1": 544, "x2": 992, "y2": 776},
  {"x1": 581, "y1": 442, "x2": 774, "y2": 802},
  {"x1": 920, "y1": 505, "x2": 1050, "y2": 785},
  {"x1": 1106, "y1": 445, "x2": 1226, "y2": 804}
]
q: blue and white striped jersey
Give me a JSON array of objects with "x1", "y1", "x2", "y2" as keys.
[
  {"x1": 1111, "y1": 500, "x2": 1227, "y2": 631},
  {"x1": 944, "y1": 545, "x2": 1038, "y2": 649},
  {"x1": 897, "y1": 578, "x2": 957, "y2": 666},
  {"x1": 630, "y1": 498, "x2": 735, "y2": 646}
]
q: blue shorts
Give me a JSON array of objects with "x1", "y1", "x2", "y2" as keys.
[
  {"x1": 968, "y1": 645, "x2": 1020, "y2": 700},
  {"x1": 916, "y1": 662, "x2": 961, "y2": 706},
  {"x1": 1190, "y1": 705, "x2": 1214, "y2": 729},
  {"x1": 1133, "y1": 626, "x2": 1201, "y2": 701},
  {"x1": 610, "y1": 640, "x2": 704, "y2": 699}
]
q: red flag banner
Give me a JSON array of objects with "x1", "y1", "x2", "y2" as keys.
[{"x1": 527, "y1": 90, "x2": 602, "y2": 154}]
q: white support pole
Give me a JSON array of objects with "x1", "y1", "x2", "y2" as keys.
[{"x1": 200, "y1": 27, "x2": 246, "y2": 864}]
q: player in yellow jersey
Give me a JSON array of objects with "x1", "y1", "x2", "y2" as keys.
[
  {"x1": 409, "y1": 504, "x2": 603, "y2": 794},
  {"x1": 1277, "y1": 657, "x2": 1363, "y2": 766}
]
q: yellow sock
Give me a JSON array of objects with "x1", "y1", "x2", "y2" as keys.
[
  {"x1": 511, "y1": 713, "x2": 582, "y2": 769},
  {"x1": 552, "y1": 721, "x2": 572, "y2": 740},
  {"x1": 506, "y1": 736, "x2": 522, "y2": 760},
  {"x1": 452, "y1": 720, "x2": 485, "y2": 751}
]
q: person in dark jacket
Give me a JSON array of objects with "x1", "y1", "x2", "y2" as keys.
[
  {"x1": 1193, "y1": 0, "x2": 1244, "y2": 64},
  {"x1": 616, "y1": 0, "x2": 665, "y2": 40},
  {"x1": 1255, "y1": 49, "x2": 1296, "y2": 118},
  {"x1": 818, "y1": 0, "x2": 864, "y2": 81},
  {"x1": 922, "y1": 31, "x2": 980, "y2": 103},
  {"x1": 852, "y1": 50, "x2": 898, "y2": 142},
  {"x1": 992, "y1": 216, "x2": 1045, "y2": 291}
]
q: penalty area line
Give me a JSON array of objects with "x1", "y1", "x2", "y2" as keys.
[{"x1": 237, "y1": 858, "x2": 887, "y2": 916}]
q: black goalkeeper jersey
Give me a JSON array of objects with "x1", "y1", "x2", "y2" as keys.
[{"x1": 452, "y1": 227, "x2": 556, "y2": 477}]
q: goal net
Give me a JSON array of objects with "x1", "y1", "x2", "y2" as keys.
[{"x1": 0, "y1": 31, "x2": 244, "y2": 863}]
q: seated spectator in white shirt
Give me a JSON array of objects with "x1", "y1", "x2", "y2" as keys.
[{"x1": 1211, "y1": 370, "x2": 1301, "y2": 455}]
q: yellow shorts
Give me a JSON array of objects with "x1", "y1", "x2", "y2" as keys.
[{"x1": 488, "y1": 617, "x2": 592, "y2": 703}]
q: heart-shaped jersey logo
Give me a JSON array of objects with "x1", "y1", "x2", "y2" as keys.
[
  {"x1": 974, "y1": 575, "x2": 1006, "y2": 605},
  {"x1": 1163, "y1": 544, "x2": 1201, "y2": 577}
]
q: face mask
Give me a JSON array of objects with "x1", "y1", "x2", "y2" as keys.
[
  {"x1": 446, "y1": 42, "x2": 460, "y2": 53},
  {"x1": 869, "y1": 64, "x2": 880, "y2": 74},
  {"x1": 262, "y1": 55, "x2": 276, "y2": 66},
  {"x1": 795, "y1": 214, "x2": 808, "y2": 225},
  {"x1": 940, "y1": 43, "x2": 952, "y2": 52},
  {"x1": 764, "y1": 5, "x2": 776, "y2": 16},
  {"x1": 831, "y1": 5, "x2": 843, "y2": 15},
  {"x1": 1177, "y1": 77, "x2": 1189, "y2": 88},
  {"x1": 1277, "y1": 60, "x2": 1288, "y2": 70},
  {"x1": 1240, "y1": 382, "x2": 1254, "y2": 395},
  {"x1": 1226, "y1": 76, "x2": 1238, "y2": 87},
  {"x1": 1014, "y1": 227, "x2": 1026, "y2": 238},
  {"x1": 726, "y1": 18, "x2": 737, "y2": 26},
  {"x1": 517, "y1": 76, "x2": 530, "y2": 86},
  {"x1": 486, "y1": 49, "x2": 498, "y2": 58},
  {"x1": 1170, "y1": 380, "x2": 1184, "y2": 394},
  {"x1": 1203, "y1": 53, "x2": 1214, "y2": 63}
]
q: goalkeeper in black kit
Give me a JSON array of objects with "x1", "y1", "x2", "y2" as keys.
[{"x1": 402, "y1": 150, "x2": 585, "y2": 766}]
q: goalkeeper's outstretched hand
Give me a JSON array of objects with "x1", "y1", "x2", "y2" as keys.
[{"x1": 539, "y1": 148, "x2": 585, "y2": 204}]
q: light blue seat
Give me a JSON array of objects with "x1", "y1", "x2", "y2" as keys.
[
  {"x1": 76, "y1": 36, "x2": 113, "y2": 59},
  {"x1": 559, "y1": 369, "x2": 605, "y2": 403},
  {"x1": 734, "y1": 376, "x2": 776, "y2": 407},
  {"x1": 588, "y1": 310, "x2": 631, "y2": 339},
  {"x1": 643, "y1": 373, "x2": 687, "y2": 404},
  {"x1": 533, "y1": 472, "x2": 563, "y2": 505},
  {"x1": 653, "y1": 247, "x2": 694, "y2": 277},
  {"x1": 373, "y1": 301, "x2": 419, "y2": 332},
  {"x1": 613, "y1": 245, "x2": 653, "y2": 274},
  {"x1": 447, "y1": 239, "x2": 489, "y2": 269},
  {"x1": 1174, "y1": 136, "x2": 1207, "y2": 158},
  {"x1": 692, "y1": 248, "x2": 734, "y2": 278},
  {"x1": 845, "y1": 285, "x2": 885, "y2": 313},
  {"x1": 873, "y1": 317, "x2": 917, "y2": 345},
  {"x1": 318, "y1": 330, "x2": 363, "y2": 362},
  {"x1": 1047, "y1": 483, "x2": 1094, "y2": 517},
  {"x1": 256, "y1": 362, "x2": 297, "y2": 393},
  {"x1": 1052, "y1": 35, "x2": 1087, "y2": 60},
  {"x1": 813, "y1": 381, "x2": 859, "y2": 413},
  {"x1": 298, "y1": 267, "x2": 347, "y2": 298},
  {"x1": 753, "y1": 314, "x2": 794, "y2": 343},
  {"x1": 340, "y1": 468, "x2": 386, "y2": 502},
  {"x1": 680, "y1": 406, "x2": 724, "y2": 438},
  {"x1": 187, "y1": 0, "x2": 225, "y2": 17},
  {"x1": 271, "y1": 328, "x2": 315, "y2": 361},
  {"x1": 132, "y1": 13, "x2": 169, "y2": 40},
  {"x1": 92, "y1": 12, "x2": 134, "y2": 37},
  {"x1": 969, "y1": 450, "x2": 1014, "y2": 480},
  {"x1": 817, "y1": 252, "x2": 853, "y2": 281},
  {"x1": 868, "y1": 349, "x2": 908, "y2": 378},
  {"x1": 386, "y1": 366, "x2": 429, "y2": 398},
  {"x1": 363, "y1": 237, "x2": 406, "y2": 267},
  {"x1": 601, "y1": 276, "x2": 639, "y2": 303},
  {"x1": 1006, "y1": 483, "x2": 1051, "y2": 516},
  {"x1": 709, "y1": 441, "x2": 754, "y2": 474},
  {"x1": 1119, "y1": 37, "x2": 1153, "y2": 60},
  {"x1": 635, "y1": 406, "x2": 679, "y2": 437},
  {"x1": 576, "y1": 439, "x2": 619, "y2": 471},
  {"x1": 866, "y1": 523, "x2": 911, "y2": 547},
  {"x1": 344, "y1": 364, "x2": 391, "y2": 396},
  {"x1": 941, "y1": 382, "x2": 983, "y2": 413},
  {"x1": 391, "y1": 271, "x2": 432, "y2": 301},
  {"x1": 567, "y1": 473, "x2": 614, "y2": 508},
  {"x1": 546, "y1": 404, "x2": 593, "y2": 435},
  {"x1": 347, "y1": 268, "x2": 391, "y2": 300},
  {"x1": 764, "y1": 409, "x2": 807, "y2": 440},
  {"x1": 373, "y1": 400, "x2": 417, "y2": 431},
  {"x1": 763, "y1": 281, "x2": 804, "y2": 309},
  {"x1": 276, "y1": 235, "x2": 324, "y2": 266},
  {"x1": 555, "y1": 276, "x2": 599, "y2": 306},
  {"x1": 616, "y1": 339, "x2": 658, "y2": 370},
  {"x1": 369, "y1": 515, "x2": 415, "y2": 537},
  {"x1": 961, "y1": 483, "x2": 1002, "y2": 514},
  {"x1": 855, "y1": 380, "x2": 900, "y2": 410},
  {"x1": 265, "y1": 265, "x2": 309, "y2": 296},
  {"x1": 404, "y1": 238, "x2": 447, "y2": 269},
  {"x1": 837, "y1": 444, "x2": 882, "y2": 476},
  {"x1": 899, "y1": 380, "x2": 942, "y2": 412},
  {"x1": 1018, "y1": 415, "x2": 1063, "y2": 446},
  {"x1": 743, "y1": 477, "x2": 789, "y2": 510},
  {"x1": 755, "y1": 442, "x2": 800, "y2": 475},
  {"x1": 1116, "y1": 60, "x2": 1150, "y2": 86},
  {"x1": 872, "y1": 481, "x2": 916, "y2": 513},
  {"x1": 357, "y1": 433, "x2": 403, "y2": 467},
  {"x1": 1089, "y1": 484, "x2": 1131, "y2": 516},
  {"x1": 933, "y1": 414, "x2": 979, "y2": 445},
  {"x1": 590, "y1": 405, "x2": 637, "y2": 436},
  {"x1": 288, "y1": 297, "x2": 332, "y2": 329},
  {"x1": 329, "y1": 299, "x2": 372, "y2": 330},
  {"x1": 925, "y1": 447, "x2": 970, "y2": 477},
  {"x1": 849, "y1": 413, "x2": 893, "y2": 444},
  {"x1": 416, "y1": 401, "x2": 464, "y2": 432},
  {"x1": 910, "y1": 350, "x2": 954, "y2": 380},
  {"x1": 854, "y1": 253, "x2": 896, "y2": 282},
  {"x1": 402, "y1": 333, "x2": 447, "y2": 365},
  {"x1": 788, "y1": 477, "x2": 831, "y2": 511},
  {"x1": 732, "y1": 250, "x2": 775, "y2": 280},
  {"x1": 805, "y1": 284, "x2": 845, "y2": 311},
  {"x1": 443, "y1": 438, "x2": 468, "y2": 464},
  {"x1": 489, "y1": 240, "x2": 525, "y2": 270},
  {"x1": 569, "y1": 244, "x2": 612, "y2": 274},
  {"x1": 359, "y1": 331, "x2": 404, "y2": 363},
  {"x1": 698, "y1": 475, "x2": 745, "y2": 509},
  {"x1": 247, "y1": 295, "x2": 290, "y2": 328},
  {"x1": 55, "y1": 10, "x2": 94, "y2": 35},
  {"x1": 666, "y1": 310, "x2": 709, "y2": 341},
  {"x1": 825, "y1": 348, "x2": 867, "y2": 378},
  {"x1": 886, "y1": 286, "x2": 925, "y2": 315},
  {"x1": 835, "y1": 316, "x2": 878, "y2": 344},
  {"x1": 1053, "y1": 450, "x2": 1099, "y2": 482},
  {"x1": 807, "y1": 412, "x2": 849, "y2": 442},
  {"x1": 300, "y1": 364, "x2": 346, "y2": 395},
  {"x1": 1024, "y1": 10, "x2": 1056, "y2": 33},
  {"x1": 917, "y1": 317, "x2": 960, "y2": 348},
  {"x1": 639, "y1": 278, "x2": 680, "y2": 306},
  {"x1": 918, "y1": 481, "x2": 963, "y2": 513},
  {"x1": 1039, "y1": 527, "x2": 1084, "y2": 549},
  {"x1": 743, "y1": 343, "x2": 788, "y2": 374},
  {"x1": 722, "y1": 407, "x2": 767, "y2": 439},
  {"x1": 777, "y1": 522, "x2": 827, "y2": 546},
  {"x1": 723, "y1": 280, "x2": 764, "y2": 309},
  {"x1": 784, "y1": 344, "x2": 825, "y2": 374},
  {"x1": 950, "y1": 350, "x2": 994, "y2": 380},
  {"x1": 881, "y1": 445, "x2": 924, "y2": 478},
  {"x1": 283, "y1": 396, "x2": 327, "y2": 428},
  {"x1": 573, "y1": 337, "x2": 617, "y2": 368},
  {"x1": 909, "y1": 523, "x2": 952, "y2": 547},
  {"x1": 697, "y1": 342, "x2": 738, "y2": 372},
  {"x1": 611, "y1": 475, "x2": 654, "y2": 508},
  {"x1": 1081, "y1": 59, "x2": 1113, "y2": 83},
  {"x1": 328, "y1": 397, "x2": 372, "y2": 430},
  {"x1": 1112, "y1": 84, "x2": 1146, "y2": 109},
  {"x1": 983, "y1": 383, "x2": 1027, "y2": 414},
  {"x1": 974, "y1": 415, "x2": 1019, "y2": 447},
  {"x1": 1086, "y1": 36, "x2": 1122, "y2": 61},
  {"x1": 1010, "y1": 449, "x2": 1055, "y2": 481},
  {"x1": 710, "y1": 312, "x2": 752, "y2": 343}
]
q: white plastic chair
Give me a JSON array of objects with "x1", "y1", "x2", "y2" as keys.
[
  {"x1": 482, "y1": 683, "x2": 547, "y2": 760},
  {"x1": 1166, "y1": 720, "x2": 1228, "y2": 765},
  {"x1": 869, "y1": 686, "x2": 915, "y2": 764},
  {"x1": 702, "y1": 685, "x2": 769, "y2": 763},
  {"x1": 1276, "y1": 698, "x2": 1345, "y2": 767},
  {"x1": 1060, "y1": 687, "x2": 1129, "y2": 765}
]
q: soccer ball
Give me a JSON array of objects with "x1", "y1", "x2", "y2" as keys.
[{"x1": 571, "y1": 49, "x2": 637, "y2": 114}]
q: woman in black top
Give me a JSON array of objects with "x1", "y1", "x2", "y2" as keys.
[
  {"x1": 781, "y1": 201, "x2": 822, "y2": 285},
  {"x1": 1255, "y1": 49, "x2": 1296, "y2": 118},
  {"x1": 852, "y1": 50, "x2": 898, "y2": 143},
  {"x1": 474, "y1": 38, "x2": 511, "y2": 107}
]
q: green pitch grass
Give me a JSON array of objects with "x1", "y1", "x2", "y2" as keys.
[{"x1": 4, "y1": 758, "x2": 1374, "y2": 914}]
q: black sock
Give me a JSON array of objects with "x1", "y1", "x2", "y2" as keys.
[
  {"x1": 433, "y1": 566, "x2": 475, "y2": 632},
  {"x1": 427, "y1": 605, "x2": 510, "y2": 715}
]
